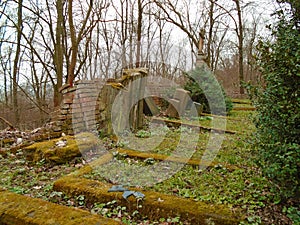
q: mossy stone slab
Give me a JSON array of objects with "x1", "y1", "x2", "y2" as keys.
[
  {"x1": 23, "y1": 132, "x2": 99, "y2": 164},
  {"x1": 54, "y1": 176, "x2": 244, "y2": 225},
  {"x1": 0, "y1": 189, "x2": 121, "y2": 225}
]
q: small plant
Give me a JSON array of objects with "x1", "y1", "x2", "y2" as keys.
[
  {"x1": 283, "y1": 206, "x2": 300, "y2": 224},
  {"x1": 144, "y1": 157, "x2": 155, "y2": 165},
  {"x1": 239, "y1": 215, "x2": 262, "y2": 225},
  {"x1": 36, "y1": 158, "x2": 46, "y2": 167},
  {"x1": 9, "y1": 186, "x2": 26, "y2": 194},
  {"x1": 76, "y1": 195, "x2": 85, "y2": 206},
  {"x1": 49, "y1": 191, "x2": 63, "y2": 198},
  {"x1": 135, "y1": 130, "x2": 151, "y2": 138},
  {"x1": 91, "y1": 200, "x2": 144, "y2": 223}
]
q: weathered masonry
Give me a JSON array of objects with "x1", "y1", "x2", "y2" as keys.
[{"x1": 53, "y1": 68, "x2": 148, "y2": 136}]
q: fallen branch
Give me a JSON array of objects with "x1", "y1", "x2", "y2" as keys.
[{"x1": 0, "y1": 116, "x2": 14, "y2": 129}]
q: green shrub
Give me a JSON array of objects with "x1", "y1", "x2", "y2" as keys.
[
  {"x1": 252, "y1": 10, "x2": 300, "y2": 199},
  {"x1": 184, "y1": 66, "x2": 233, "y2": 114}
]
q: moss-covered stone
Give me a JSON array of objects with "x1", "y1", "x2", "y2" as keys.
[
  {"x1": 23, "y1": 132, "x2": 99, "y2": 164},
  {"x1": 232, "y1": 107, "x2": 256, "y2": 111},
  {"x1": 0, "y1": 189, "x2": 121, "y2": 225},
  {"x1": 1, "y1": 138, "x2": 15, "y2": 145},
  {"x1": 117, "y1": 148, "x2": 238, "y2": 171},
  {"x1": 53, "y1": 151, "x2": 243, "y2": 224},
  {"x1": 54, "y1": 177, "x2": 244, "y2": 224},
  {"x1": 151, "y1": 117, "x2": 237, "y2": 134}
]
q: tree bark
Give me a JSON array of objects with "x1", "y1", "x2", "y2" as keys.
[
  {"x1": 234, "y1": 0, "x2": 245, "y2": 95},
  {"x1": 207, "y1": 0, "x2": 214, "y2": 68},
  {"x1": 67, "y1": 0, "x2": 93, "y2": 86},
  {"x1": 53, "y1": 0, "x2": 64, "y2": 107},
  {"x1": 136, "y1": 0, "x2": 143, "y2": 67},
  {"x1": 12, "y1": 0, "x2": 23, "y2": 126}
]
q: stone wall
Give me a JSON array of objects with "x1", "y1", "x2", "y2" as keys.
[
  {"x1": 55, "y1": 80, "x2": 113, "y2": 136},
  {"x1": 53, "y1": 69, "x2": 148, "y2": 136}
]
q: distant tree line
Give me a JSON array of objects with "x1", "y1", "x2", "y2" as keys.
[{"x1": 0, "y1": 0, "x2": 273, "y2": 127}]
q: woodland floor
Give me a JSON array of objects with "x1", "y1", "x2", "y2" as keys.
[{"x1": 0, "y1": 108, "x2": 299, "y2": 224}]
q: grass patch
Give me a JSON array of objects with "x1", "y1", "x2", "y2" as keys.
[
  {"x1": 0, "y1": 110, "x2": 297, "y2": 224},
  {"x1": 79, "y1": 110, "x2": 296, "y2": 224}
]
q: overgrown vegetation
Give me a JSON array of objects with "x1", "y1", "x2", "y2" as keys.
[
  {"x1": 82, "y1": 111, "x2": 294, "y2": 224},
  {"x1": 184, "y1": 66, "x2": 233, "y2": 114},
  {"x1": 0, "y1": 109, "x2": 298, "y2": 224},
  {"x1": 251, "y1": 1, "x2": 300, "y2": 202}
]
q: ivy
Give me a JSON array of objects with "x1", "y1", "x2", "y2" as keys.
[{"x1": 252, "y1": 9, "x2": 300, "y2": 199}]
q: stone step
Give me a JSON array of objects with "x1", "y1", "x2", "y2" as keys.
[{"x1": 0, "y1": 189, "x2": 121, "y2": 225}]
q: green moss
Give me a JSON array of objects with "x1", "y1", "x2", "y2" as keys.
[
  {"x1": 23, "y1": 132, "x2": 100, "y2": 164},
  {"x1": 53, "y1": 177, "x2": 243, "y2": 224},
  {"x1": 1, "y1": 138, "x2": 15, "y2": 145},
  {"x1": 0, "y1": 189, "x2": 121, "y2": 224},
  {"x1": 231, "y1": 99, "x2": 252, "y2": 104},
  {"x1": 232, "y1": 106, "x2": 256, "y2": 111},
  {"x1": 117, "y1": 148, "x2": 238, "y2": 171}
]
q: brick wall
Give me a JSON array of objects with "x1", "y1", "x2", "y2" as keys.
[{"x1": 54, "y1": 69, "x2": 148, "y2": 136}]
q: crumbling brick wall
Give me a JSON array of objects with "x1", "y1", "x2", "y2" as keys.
[{"x1": 54, "y1": 69, "x2": 148, "y2": 136}]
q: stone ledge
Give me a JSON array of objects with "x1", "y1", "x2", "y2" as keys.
[
  {"x1": 53, "y1": 153, "x2": 244, "y2": 224},
  {"x1": 116, "y1": 148, "x2": 239, "y2": 171},
  {"x1": 0, "y1": 189, "x2": 121, "y2": 225},
  {"x1": 54, "y1": 176, "x2": 244, "y2": 225},
  {"x1": 151, "y1": 117, "x2": 237, "y2": 134}
]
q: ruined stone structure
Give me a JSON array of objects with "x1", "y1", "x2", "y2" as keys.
[
  {"x1": 53, "y1": 30, "x2": 209, "y2": 136},
  {"x1": 53, "y1": 69, "x2": 148, "y2": 136}
]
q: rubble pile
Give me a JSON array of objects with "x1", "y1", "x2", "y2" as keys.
[{"x1": 0, "y1": 122, "x2": 62, "y2": 151}]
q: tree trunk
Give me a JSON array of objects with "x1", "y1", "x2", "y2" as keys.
[
  {"x1": 234, "y1": 0, "x2": 245, "y2": 95},
  {"x1": 12, "y1": 0, "x2": 23, "y2": 126},
  {"x1": 67, "y1": 0, "x2": 76, "y2": 86},
  {"x1": 67, "y1": 0, "x2": 93, "y2": 86},
  {"x1": 53, "y1": 84, "x2": 61, "y2": 108},
  {"x1": 207, "y1": 0, "x2": 214, "y2": 68},
  {"x1": 136, "y1": 0, "x2": 143, "y2": 67},
  {"x1": 53, "y1": 0, "x2": 64, "y2": 107}
]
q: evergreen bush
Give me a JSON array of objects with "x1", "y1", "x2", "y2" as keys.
[{"x1": 184, "y1": 66, "x2": 233, "y2": 115}]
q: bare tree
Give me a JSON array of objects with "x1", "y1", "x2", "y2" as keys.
[
  {"x1": 67, "y1": 0, "x2": 95, "y2": 86},
  {"x1": 0, "y1": 1, "x2": 10, "y2": 106},
  {"x1": 152, "y1": 0, "x2": 231, "y2": 71},
  {"x1": 12, "y1": 0, "x2": 23, "y2": 125},
  {"x1": 153, "y1": 0, "x2": 201, "y2": 52},
  {"x1": 53, "y1": 0, "x2": 64, "y2": 107},
  {"x1": 233, "y1": 0, "x2": 245, "y2": 94}
]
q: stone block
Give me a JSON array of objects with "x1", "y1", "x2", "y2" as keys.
[
  {"x1": 194, "y1": 102, "x2": 203, "y2": 115},
  {"x1": 165, "y1": 99, "x2": 180, "y2": 118}
]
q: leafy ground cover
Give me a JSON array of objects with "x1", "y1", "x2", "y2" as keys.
[{"x1": 0, "y1": 108, "x2": 299, "y2": 224}]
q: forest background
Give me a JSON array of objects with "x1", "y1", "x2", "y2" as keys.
[{"x1": 0, "y1": 0, "x2": 285, "y2": 129}]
